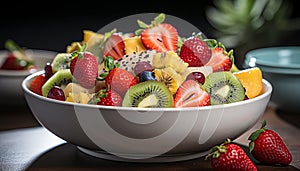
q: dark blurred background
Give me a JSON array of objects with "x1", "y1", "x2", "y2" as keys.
[{"x1": 1, "y1": 0, "x2": 300, "y2": 68}]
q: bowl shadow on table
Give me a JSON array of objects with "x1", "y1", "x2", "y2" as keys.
[{"x1": 25, "y1": 143, "x2": 299, "y2": 171}]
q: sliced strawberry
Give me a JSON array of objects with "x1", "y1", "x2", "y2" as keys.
[
  {"x1": 179, "y1": 36, "x2": 212, "y2": 67},
  {"x1": 174, "y1": 80, "x2": 210, "y2": 107},
  {"x1": 105, "y1": 68, "x2": 138, "y2": 97},
  {"x1": 30, "y1": 74, "x2": 47, "y2": 96},
  {"x1": 204, "y1": 47, "x2": 232, "y2": 72},
  {"x1": 102, "y1": 33, "x2": 125, "y2": 60},
  {"x1": 141, "y1": 23, "x2": 178, "y2": 52}
]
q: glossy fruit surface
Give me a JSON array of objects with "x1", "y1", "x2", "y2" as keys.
[
  {"x1": 47, "y1": 86, "x2": 65, "y2": 101},
  {"x1": 249, "y1": 120, "x2": 293, "y2": 165}
]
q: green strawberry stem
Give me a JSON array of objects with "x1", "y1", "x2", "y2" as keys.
[
  {"x1": 71, "y1": 42, "x2": 87, "y2": 60},
  {"x1": 88, "y1": 87, "x2": 109, "y2": 104},
  {"x1": 205, "y1": 138, "x2": 231, "y2": 160},
  {"x1": 248, "y1": 120, "x2": 267, "y2": 152},
  {"x1": 5, "y1": 39, "x2": 24, "y2": 52},
  {"x1": 135, "y1": 13, "x2": 166, "y2": 35},
  {"x1": 97, "y1": 56, "x2": 119, "y2": 81}
]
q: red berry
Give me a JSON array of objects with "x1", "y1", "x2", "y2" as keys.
[
  {"x1": 174, "y1": 80, "x2": 210, "y2": 107},
  {"x1": 204, "y1": 47, "x2": 232, "y2": 72},
  {"x1": 0, "y1": 53, "x2": 25, "y2": 70},
  {"x1": 70, "y1": 51, "x2": 98, "y2": 89},
  {"x1": 30, "y1": 74, "x2": 47, "y2": 96},
  {"x1": 141, "y1": 23, "x2": 178, "y2": 52},
  {"x1": 47, "y1": 86, "x2": 65, "y2": 101},
  {"x1": 179, "y1": 36, "x2": 212, "y2": 67},
  {"x1": 97, "y1": 89, "x2": 122, "y2": 106},
  {"x1": 105, "y1": 68, "x2": 138, "y2": 97},
  {"x1": 44, "y1": 62, "x2": 53, "y2": 79},
  {"x1": 133, "y1": 61, "x2": 152, "y2": 76},
  {"x1": 102, "y1": 33, "x2": 125, "y2": 60},
  {"x1": 206, "y1": 139, "x2": 258, "y2": 171},
  {"x1": 248, "y1": 120, "x2": 293, "y2": 165},
  {"x1": 186, "y1": 72, "x2": 205, "y2": 84}
]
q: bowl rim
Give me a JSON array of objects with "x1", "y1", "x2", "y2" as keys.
[
  {"x1": 245, "y1": 46, "x2": 300, "y2": 69},
  {"x1": 22, "y1": 70, "x2": 273, "y2": 112},
  {"x1": 251, "y1": 64, "x2": 300, "y2": 75}
]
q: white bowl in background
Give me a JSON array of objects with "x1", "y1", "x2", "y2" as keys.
[
  {"x1": 244, "y1": 46, "x2": 300, "y2": 114},
  {"x1": 0, "y1": 49, "x2": 57, "y2": 106}
]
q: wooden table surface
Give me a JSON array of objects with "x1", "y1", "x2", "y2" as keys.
[{"x1": 0, "y1": 103, "x2": 300, "y2": 171}]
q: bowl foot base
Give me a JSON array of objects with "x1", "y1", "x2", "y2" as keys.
[{"x1": 77, "y1": 146, "x2": 210, "y2": 163}]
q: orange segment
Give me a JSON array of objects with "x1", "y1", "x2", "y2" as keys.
[{"x1": 233, "y1": 67, "x2": 263, "y2": 99}]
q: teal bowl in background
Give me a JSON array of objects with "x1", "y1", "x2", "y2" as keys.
[{"x1": 244, "y1": 46, "x2": 300, "y2": 115}]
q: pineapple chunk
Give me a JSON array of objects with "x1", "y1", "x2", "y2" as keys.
[{"x1": 124, "y1": 36, "x2": 146, "y2": 54}]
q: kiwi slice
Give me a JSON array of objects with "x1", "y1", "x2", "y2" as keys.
[
  {"x1": 122, "y1": 81, "x2": 174, "y2": 108},
  {"x1": 51, "y1": 53, "x2": 72, "y2": 73},
  {"x1": 203, "y1": 71, "x2": 245, "y2": 105},
  {"x1": 42, "y1": 69, "x2": 73, "y2": 97}
]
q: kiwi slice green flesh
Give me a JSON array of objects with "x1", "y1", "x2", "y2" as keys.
[
  {"x1": 122, "y1": 81, "x2": 174, "y2": 108},
  {"x1": 51, "y1": 53, "x2": 72, "y2": 73},
  {"x1": 42, "y1": 69, "x2": 73, "y2": 97},
  {"x1": 203, "y1": 71, "x2": 245, "y2": 105}
]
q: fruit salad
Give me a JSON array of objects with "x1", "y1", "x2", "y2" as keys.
[
  {"x1": 29, "y1": 13, "x2": 263, "y2": 108},
  {"x1": 0, "y1": 39, "x2": 35, "y2": 70}
]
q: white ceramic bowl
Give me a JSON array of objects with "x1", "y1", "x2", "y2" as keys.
[
  {"x1": 22, "y1": 70, "x2": 272, "y2": 162},
  {"x1": 0, "y1": 49, "x2": 57, "y2": 106}
]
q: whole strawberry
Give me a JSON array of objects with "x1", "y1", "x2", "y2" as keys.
[
  {"x1": 98, "y1": 89, "x2": 122, "y2": 106},
  {"x1": 105, "y1": 67, "x2": 138, "y2": 97},
  {"x1": 206, "y1": 139, "x2": 257, "y2": 171},
  {"x1": 70, "y1": 50, "x2": 98, "y2": 89},
  {"x1": 179, "y1": 35, "x2": 212, "y2": 67},
  {"x1": 90, "y1": 88, "x2": 122, "y2": 106},
  {"x1": 248, "y1": 120, "x2": 293, "y2": 165}
]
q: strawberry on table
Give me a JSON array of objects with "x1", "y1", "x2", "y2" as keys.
[
  {"x1": 105, "y1": 67, "x2": 138, "y2": 97},
  {"x1": 179, "y1": 35, "x2": 212, "y2": 67},
  {"x1": 174, "y1": 80, "x2": 210, "y2": 107},
  {"x1": 204, "y1": 47, "x2": 232, "y2": 72},
  {"x1": 206, "y1": 139, "x2": 258, "y2": 171},
  {"x1": 102, "y1": 33, "x2": 126, "y2": 60},
  {"x1": 136, "y1": 13, "x2": 178, "y2": 52},
  {"x1": 248, "y1": 120, "x2": 293, "y2": 165},
  {"x1": 70, "y1": 47, "x2": 99, "y2": 89}
]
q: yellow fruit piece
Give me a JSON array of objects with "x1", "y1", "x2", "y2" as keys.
[
  {"x1": 233, "y1": 67, "x2": 263, "y2": 99},
  {"x1": 153, "y1": 67, "x2": 184, "y2": 95},
  {"x1": 83, "y1": 30, "x2": 104, "y2": 44},
  {"x1": 124, "y1": 36, "x2": 147, "y2": 54},
  {"x1": 65, "y1": 92, "x2": 92, "y2": 104},
  {"x1": 152, "y1": 51, "x2": 188, "y2": 74}
]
